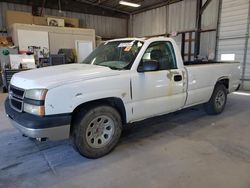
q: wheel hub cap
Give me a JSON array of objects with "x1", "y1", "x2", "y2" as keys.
[
  {"x1": 215, "y1": 90, "x2": 225, "y2": 109},
  {"x1": 86, "y1": 115, "x2": 115, "y2": 148}
]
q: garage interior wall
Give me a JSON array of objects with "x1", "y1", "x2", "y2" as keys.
[
  {"x1": 1, "y1": 0, "x2": 250, "y2": 90},
  {"x1": 0, "y1": 2, "x2": 128, "y2": 38},
  {"x1": 217, "y1": 0, "x2": 250, "y2": 90},
  {"x1": 129, "y1": 0, "x2": 219, "y2": 59},
  {"x1": 130, "y1": 0, "x2": 197, "y2": 37},
  {"x1": 9, "y1": 23, "x2": 95, "y2": 54}
]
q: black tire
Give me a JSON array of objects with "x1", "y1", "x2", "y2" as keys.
[
  {"x1": 72, "y1": 105, "x2": 122, "y2": 159},
  {"x1": 204, "y1": 84, "x2": 227, "y2": 115}
]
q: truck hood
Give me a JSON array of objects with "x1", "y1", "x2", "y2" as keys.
[{"x1": 11, "y1": 64, "x2": 120, "y2": 89}]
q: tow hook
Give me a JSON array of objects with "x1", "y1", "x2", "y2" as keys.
[{"x1": 36, "y1": 138, "x2": 47, "y2": 142}]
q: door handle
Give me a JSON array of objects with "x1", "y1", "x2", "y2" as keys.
[{"x1": 174, "y1": 75, "x2": 182, "y2": 82}]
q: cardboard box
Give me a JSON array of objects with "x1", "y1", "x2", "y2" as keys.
[
  {"x1": 6, "y1": 10, "x2": 80, "y2": 28},
  {"x1": 45, "y1": 15, "x2": 79, "y2": 28},
  {"x1": 47, "y1": 17, "x2": 65, "y2": 27},
  {"x1": 0, "y1": 36, "x2": 9, "y2": 46},
  {"x1": 64, "y1": 17, "x2": 79, "y2": 28},
  {"x1": 0, "y1": 36, "x2": 13, "y2": 47},
  {"x1": 33, "y1": 16, "x2": 47, "y2": 26},
  {"x1": 6, "y1": 10, "x2": 33, "y2": 28}
]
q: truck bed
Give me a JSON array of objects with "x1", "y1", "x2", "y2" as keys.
[
  {"x1": 184, "y1": 60, "x2": 238, "y2": 66},
  {"x1": 183, "y1": 61, "x2": 241, "y2": 108}
]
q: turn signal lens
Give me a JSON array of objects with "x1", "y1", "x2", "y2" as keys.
[{"x1": 24, "y1": 103, "x2": 45, "y2": 116}]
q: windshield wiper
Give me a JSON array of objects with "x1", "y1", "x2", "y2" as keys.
[{"x1": 107, "y1": 66, "x2": 122, "y2": 70}]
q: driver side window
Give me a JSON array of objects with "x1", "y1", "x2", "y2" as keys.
[{"x1": 140, "y1": 41, "x2": 177, "y2": 70}]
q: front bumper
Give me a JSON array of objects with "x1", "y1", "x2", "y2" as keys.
[{"x1": 5, "y1": 99, "x2": 71, "y2": 140}]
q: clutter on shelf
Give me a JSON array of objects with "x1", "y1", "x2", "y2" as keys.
[{"x1": 0, "y1": 36, "x2": 15, "y2": 48}]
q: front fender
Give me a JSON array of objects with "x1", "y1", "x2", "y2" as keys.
[{"x1": 45, "y1": 76, "x2": 131, "y2": 116}]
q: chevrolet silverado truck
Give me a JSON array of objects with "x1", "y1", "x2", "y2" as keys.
[{"x1": 5, "y1": 37, "x2": 241, "y2": 158}]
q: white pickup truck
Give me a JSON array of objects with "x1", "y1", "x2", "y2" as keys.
[{"x1": 5, "y1": 37, "x2": 241, "y2": 158}]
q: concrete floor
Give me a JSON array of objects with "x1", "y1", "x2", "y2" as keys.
[{"x1": 0, "y1": 92, "x2": 250, "y2": 188}]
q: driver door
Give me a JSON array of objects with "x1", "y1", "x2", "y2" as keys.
[{"x1": 131, "y1": 41, "x2": 186, "y2": 121}]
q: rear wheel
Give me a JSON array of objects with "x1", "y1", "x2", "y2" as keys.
[
  {"x1": 72, "y1": 105, "x2": 122, "y2": 159},
  {"x1": 204, "y1": 84, "x2": 227, "y2": 115}
]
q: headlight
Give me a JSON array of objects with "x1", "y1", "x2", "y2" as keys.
[
  {"x1": 24, "y1": 89, "x2": 47, "y2": 116},
  {"x1": 25, "y1": 89, "x2": 48, "y2": 100},
  {"x1": 24, "y1": 103, "x2": 45, "y2": 116}
]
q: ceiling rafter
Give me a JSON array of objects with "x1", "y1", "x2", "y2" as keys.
[
  {"x1": 1, "y1": 0, "x2": 129, "y2": 18},
  {"x1": 131, "y1": 0, "x2": 183, "y2": 14},
  {"x1": 2, "y1": 0, "x2": 185, "y2": 18}
]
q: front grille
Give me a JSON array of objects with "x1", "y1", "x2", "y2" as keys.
[{"x1": 9, "y1": 85, "x2": 25, "y2": 112}]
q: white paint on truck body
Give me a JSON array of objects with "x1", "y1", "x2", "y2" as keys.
[{"x1": 10, "y1": 37, "x2": 241, "y2": 123}]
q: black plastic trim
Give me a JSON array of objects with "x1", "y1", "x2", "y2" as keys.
[
  {"x1": 23, "y1": 98, "x2": 45, "y2": 106},
  {"x1": 5, "y1": 98, "x2": 71, "y2": 129}
]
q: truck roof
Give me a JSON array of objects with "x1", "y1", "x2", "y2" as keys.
[{"x1": 107, "y1": 36, "x2": 169, "y2": 43}]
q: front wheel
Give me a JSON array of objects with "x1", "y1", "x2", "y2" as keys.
[
  {"x1": 204, "y1": 84, "x2": 227, "y2": 115},
  {"x1": 72, "y1": 105, "x2": 122, "y2": 159}
]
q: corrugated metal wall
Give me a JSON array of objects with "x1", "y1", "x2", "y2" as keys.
[
  {"x1": 168, "y1": 0, "x2": 197, "y2": 33},
  {"x1": 0, "y1": 2, "x2": 128, "y2": 38},
  {"x1": 131, "y1": 6, "x2": 167, "y2": 37},
  {"x1": 130, "y1": 0, "x2": 219, "y2": 59},
  {"x1": 130, "y1": 0, "x2": 198, "y2": 37},
  {"x1": 200, "y1": 0, "x2": 219, "y2": 59},
  {"x1": 202, "y1": 0, "x2": 219, "y2": 30},
  {"x1": 217, "y1": 0, "x2": 250, "y2": 90}
]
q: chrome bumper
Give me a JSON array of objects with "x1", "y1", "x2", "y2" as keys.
[{"x1": 8, "y1": 115, "x2": 70, "y2": 141}]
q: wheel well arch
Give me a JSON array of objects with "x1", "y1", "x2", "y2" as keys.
[
  {"x1": 71, "y1": 97, "x2": 127, "y2": 125},
  {"x1": 216, "y1": 77, "x2": 229, "y2": 91}
]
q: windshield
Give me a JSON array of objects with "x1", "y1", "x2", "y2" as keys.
[{"x1": 82, "y1": 40, "x2": 144, "y2": 70}]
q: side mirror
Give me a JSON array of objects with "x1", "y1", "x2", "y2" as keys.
[{"x1": 138, "y1": 60, "x2": 159, "y2": 72}]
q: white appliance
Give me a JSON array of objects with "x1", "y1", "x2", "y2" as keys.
[
  {"x1": 9, "y1": 54, "x2": 36, "y2": 69},
  {"x1": 75, "y1": 40, "x2": 93, "y2": 63}
]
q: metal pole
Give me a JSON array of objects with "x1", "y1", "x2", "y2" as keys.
[
  {"x1": 241, "y1": 0, "x2": 250, "y2": 86},
  {"x1": 194, "y1": 0, "x2": 202, "y2": 58},
  {"x1": 215, "y1": 0, "x2": 222, "y2": 60}
]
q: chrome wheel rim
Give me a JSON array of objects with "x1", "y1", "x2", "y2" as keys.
[
  {"x1": 86, "y1": 115, "x2": 115, "y2": 148},
  {"x1": 215, "y1": 90, "x2": 225, "y2": 109}
]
